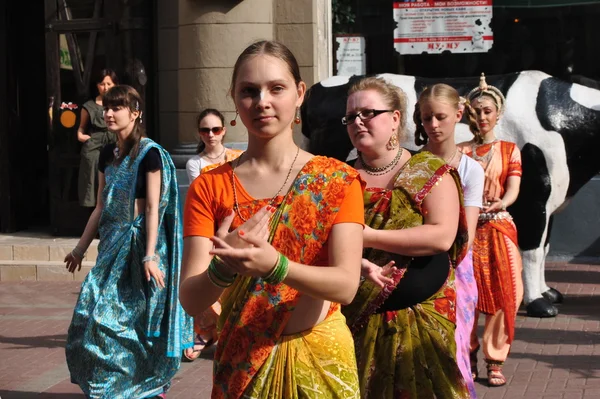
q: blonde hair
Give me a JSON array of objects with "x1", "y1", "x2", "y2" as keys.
[
  {"x1": 347, "y1": 77, "x2": 408, "y2": 139},
  {"x1": 413, "y1": 83, "x2": 473, "y2": 146}
]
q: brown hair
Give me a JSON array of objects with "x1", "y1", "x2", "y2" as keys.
[
  {"x1": 102, "y1": 85, "x2": 145, "y2": 162},
  {"x1": 413, "y1": 83, "x2": 474, "y2": 146},
  {"x1": 229, "y1": 40, "x2": 302, "y2": 99},
  {"x1": 464, "y1": 93, "x2": 499, "y2": 144},
  {"x1": 195, "y1": 108, "x2": 226, "y2": 154},
  {"x1": 347, "y1": 77, "x2": 408, "y2": 139}
]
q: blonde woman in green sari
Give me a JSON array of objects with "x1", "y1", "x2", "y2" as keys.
[{"x1": 342, "y1": 77, "x2": 470, "y2": 399}]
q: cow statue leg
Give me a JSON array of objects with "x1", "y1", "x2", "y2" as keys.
[
  {"x1": 521, "y1": 247, "x2": 558, "y2": 317},
  {"x1": 539, "y1": 227, "x2": 564, "y2": 305},
  {"x1": 509, "y1": 143, "x2": 560, "y2": 317}
]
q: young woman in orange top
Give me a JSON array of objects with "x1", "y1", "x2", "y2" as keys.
[{"x1": 180, "y1": 40, "x2": 364, "y2": 398}]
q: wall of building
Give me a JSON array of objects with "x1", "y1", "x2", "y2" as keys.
[{"x1": 156, "y1": 0, "x2": 332, "y2": 164}]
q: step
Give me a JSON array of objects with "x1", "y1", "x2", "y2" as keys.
[
  {"x1": 0, "y1": 233, "x2": 99, "y2": 282},
  {"x1": 0, "y1": 260, "x2": 95, "y2": 282}
]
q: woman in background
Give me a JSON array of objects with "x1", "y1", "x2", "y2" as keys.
[
  {"x1": 415, "y1": 83, "x2": 485, "y2": 397},
  {"x1": 458, "y1": 73, "x2": 523, "y2": 387},
  {"x1": 77, "y1": 69, "x2": 118, "y2": 208},
  {"x1": 183, "y1": 108, "x2": 242, "y2": 361}
]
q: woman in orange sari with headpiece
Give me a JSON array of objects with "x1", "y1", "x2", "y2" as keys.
[
  {"x1": 181, "y1": 40, "x2": 364, "y2": 398},
  {"x1": 458, "y1": 73, "x2": 523, "y2": 387}
]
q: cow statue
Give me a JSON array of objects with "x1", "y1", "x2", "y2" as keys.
[{"x1": 300, "y1": 71, "x2": 600, "y2": 318}]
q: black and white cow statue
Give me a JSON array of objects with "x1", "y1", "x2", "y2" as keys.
[{"x1": 301, "y1": 71, "x2": 600, "y2": 318}]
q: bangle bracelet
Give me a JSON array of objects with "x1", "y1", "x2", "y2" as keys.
[
  {"x1": 142, "y1": 254, "x2": 159, "y2": 263},
  {"x1": 264, "y1": 253, "x2": 289, "y2": 285},
  {"x1": 263, "y1": 254, "x2": 281, "y2": 281},
  {"x1": 71, "y1": 247, "x2": 86, "y2": 259},
  {"x1": 500, "y1": 199, "x2": 507, "y2": 210},
  {"x1": 208, "y1": 258, "x2": 237, "y2": 284},
  {"x1": 207, "y1": 267, "x2": 233, "y2": 288}
]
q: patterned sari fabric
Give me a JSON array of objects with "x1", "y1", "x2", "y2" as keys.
[
  {"x1": 454, "y1": 250, "x2": 478, "y2": 398},
  {"x1": 66, "y1": 138, "x2": 194, "y2": 399},
  {"x1": 209, "y1": 157, "x2": 361, "y2": 399},
  {"x1": 342, "y1": 152, "x2": 470, "y2": 399},
  {"x1": 460, "y1": 141, "x2": 523, "y2": 344}
]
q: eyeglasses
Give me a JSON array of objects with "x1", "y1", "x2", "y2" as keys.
[
  {"x1": 199, "y1": 127, "x2": 224, "y2": 135},
  {"x1": 341, "y1": 109, "x2": 393, "y2": 126}
]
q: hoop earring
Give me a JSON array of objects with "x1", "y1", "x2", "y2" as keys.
[
  {"x1": 294, "y1": 107, "x2": 301, "y2": 124},
  {"x1": 386, "y1": 132, "x2": 399, "y2": 150},
  {"x1": 230, "y1": 111, "x2": 239, "y2": 126}
]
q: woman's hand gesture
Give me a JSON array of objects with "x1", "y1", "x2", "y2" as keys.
[
  {"x1": 216, "y1": 206, "x2": 274, "y2": 249},
  {"x1": 361, "y1": 259, "x2": 396, "y2": 288},
  {"x1": 483, "y1": 196, "x2": 504, "y2": 213},
  {"x1": 209, "y1": 230, "x2": 279, "y2": 278},
  {"x1": 64, "y1": 252, "x2": 83, "y2": 273}
]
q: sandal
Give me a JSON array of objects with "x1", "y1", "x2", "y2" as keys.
[
  {"x1": 486, "y1": 359, "x2": 507, "y2": 387},
  {"x1": 182, "y1": 335, "x2": 215, "y2": 362},
  {"x1": 470, "y1": 346, "x2": 480, "y2": 381}
]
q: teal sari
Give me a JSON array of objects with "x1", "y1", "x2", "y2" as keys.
[{"x1": 66, "y1": 138, "x2": 193, "y2": 399}]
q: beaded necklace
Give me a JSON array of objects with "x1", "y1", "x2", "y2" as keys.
[
  {"x1": 471, "y1": 140, "x2": 497, "y2": 166},
  {"x1": 358, "y1": 148, "x2": 403, "y2": 176}
]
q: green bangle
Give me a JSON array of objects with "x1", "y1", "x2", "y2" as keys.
[
  {"x1": 207, "y1": 267, "x2": 233, "y2": 288},
  {"x1": 263, "y1": 254, "x2": 281, "y2": 281},
  {"x1": 209, "y1": 258, "x2": 236, "y2": 284},
  {"x1": 265, "y1": 254, "x2": 289, "y2": 285}
]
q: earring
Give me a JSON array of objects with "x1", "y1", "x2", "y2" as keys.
[
  {"x1": 230, "y1": 111, "x2": 239, "y2": 126},
  {"x1": 386, "y1": 132, "x2": 399, "y2": 150},
  {"x1": 294, "y1": 107, "x2": 301, "y2": 124}
]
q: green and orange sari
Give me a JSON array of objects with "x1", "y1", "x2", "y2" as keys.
[{"x1": 343, "y1": 152, "x2": 471, "y2": 399}]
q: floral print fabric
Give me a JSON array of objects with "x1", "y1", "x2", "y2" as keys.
[{"x1": 209, "y1": 156, "x2": 362, "y2": 399}]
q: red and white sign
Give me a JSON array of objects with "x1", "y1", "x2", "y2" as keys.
[{"x1": 393, "y1": 1, "x2": 493, "y2": 54}]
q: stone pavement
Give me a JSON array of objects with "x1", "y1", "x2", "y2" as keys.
[{"x1": 0, "y1": 262, "x2": 598, "y2": 399}]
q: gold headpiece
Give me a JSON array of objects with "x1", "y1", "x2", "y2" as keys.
[{"x1": 466, "y1": 73, "x2": 506, "y2": 114}]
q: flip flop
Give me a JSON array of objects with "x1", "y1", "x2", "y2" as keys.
[{"x1": 182, "y1": 336, "x2": 215, "y2": 362}]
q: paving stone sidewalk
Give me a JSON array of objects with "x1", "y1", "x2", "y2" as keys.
[{"x1": 0, "y1": 262, "x2": 598, "y2": 398}]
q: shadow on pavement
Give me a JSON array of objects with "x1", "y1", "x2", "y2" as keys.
[
  {"x1": 0, "y1": 391, "x2": 83, "y2": 398},
  {"x1": 0, "y1": 334, "x2": 66, "y2": 349},
  {"x1": 509, "y1": 352, "x2": 600, "y2": 379}
]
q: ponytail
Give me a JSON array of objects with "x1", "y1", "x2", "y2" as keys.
[
  {"x1": 464, "y1": 101, "x2": 483, "y2": 144},
  {"x1": 413, "y1": 102, "x2": 428, "y2": 146}
]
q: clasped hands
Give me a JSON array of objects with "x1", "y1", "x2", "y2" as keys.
[
  {"x1": 482, "y1": 193, "x2": 505, "y2": 213},
  {"x1": 210, "y1": 206, "x2": 280, "y2": 279}
]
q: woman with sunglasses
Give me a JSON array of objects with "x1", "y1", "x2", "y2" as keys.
[
  {"x1": 341, "y1": 77, "x2": 471, "y2": 398},
  {"x1": 183, "y1": 108, "x2": 242, "y2": 362},
  {"x1": 185, "y1": 108, "x2": 243, "y2": 183}
]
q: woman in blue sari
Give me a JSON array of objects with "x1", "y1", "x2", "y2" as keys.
[{"x1": 64, "y1": 85, "x2": 193, "y2": 399}]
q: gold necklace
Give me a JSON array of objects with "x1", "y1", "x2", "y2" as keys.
[
  {"x1": 231, "y1": 146, "x2": 300, "y2": 222},
  {"x1": 445, "y1": 148, "x2": 460, "y2": 165},
  {"x1": 202, "y1": 147, "x2": 226, "y2": 162},
  {"x1": 358, "y1": 148, "x2": 403, "y2": 176}
]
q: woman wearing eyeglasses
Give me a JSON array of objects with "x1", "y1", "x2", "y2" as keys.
[
  {"x1": 341, "y1": 77, "x2": 471, "y2": 398},
  {"x1": 185, "y1": 108, "x2": 243, "y2": 183},
  {"x1": 183, "y1": 109, "x2": 242, "y2": 362}
]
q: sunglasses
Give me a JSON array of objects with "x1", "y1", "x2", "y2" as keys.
[{"x1": 199, "y1": 126, "x2": 224, "y2": 135}]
